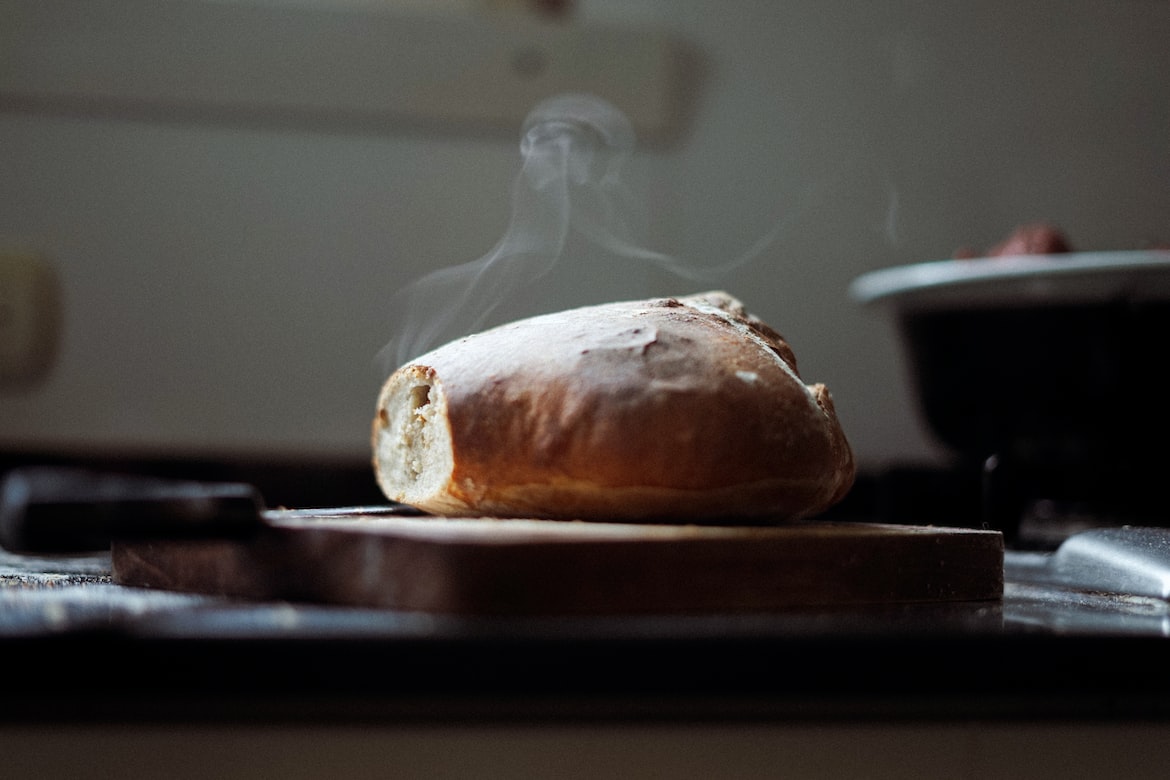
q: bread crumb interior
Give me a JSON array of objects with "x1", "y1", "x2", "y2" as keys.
[{"x1": 375, "y1": 372, "x2": 454, "y2": 505}]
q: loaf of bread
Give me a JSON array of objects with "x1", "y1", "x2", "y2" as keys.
[{"x1": 372, "y1": 291, "x2": 855, "y2": 522}]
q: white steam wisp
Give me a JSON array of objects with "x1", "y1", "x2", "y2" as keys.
[{"x1": 377, "y1": 93, "x2": 801, "y2": 375}]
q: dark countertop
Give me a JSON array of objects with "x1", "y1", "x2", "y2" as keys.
[
  {"x1": 3, "y1": 545, "x2": 1170, "y2": 726},
  {"x1": 5, "y1": 465, "x2": 1170, "y2": 780},
  {"x1": 3, "y1": 454, "x2": 1170, "y2": 732}
]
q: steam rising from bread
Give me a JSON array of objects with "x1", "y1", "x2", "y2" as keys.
[
  {"x1": 377, "y1": 94, "x2": 633, "y2": 373},
  {"x1": 377, "y1": 93, "x2": 789, "y2": 375}
]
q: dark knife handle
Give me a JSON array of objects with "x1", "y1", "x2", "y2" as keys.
[{"x1": 0, "y1": 466, "x2": 264, "y2": 554}]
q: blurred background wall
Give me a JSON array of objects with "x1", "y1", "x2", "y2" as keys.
[{"x1": 2, "y1": 0, "x2": 1168, "y2": 482}]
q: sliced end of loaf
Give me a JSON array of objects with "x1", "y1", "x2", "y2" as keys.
[{"x1": 372, "y1": 365, "x2": 457, "y2": 510}]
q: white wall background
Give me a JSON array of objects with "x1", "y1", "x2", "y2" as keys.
[{"x1": 3, "y1": 0, "x2": 1168, "y2": 471}]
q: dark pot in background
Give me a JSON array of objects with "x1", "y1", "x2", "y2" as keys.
[{"x1": 851, "y1": 250, "x2": 1170, "y2": 542}]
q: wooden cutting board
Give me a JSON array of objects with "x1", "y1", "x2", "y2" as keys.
[{"x1": 111, "y1": 511, "x2": 1003, "y2": 615}]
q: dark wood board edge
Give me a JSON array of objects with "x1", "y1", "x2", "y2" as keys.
[{"x1": 112, "y1": 520, "x2": 1003, "y2": 615}]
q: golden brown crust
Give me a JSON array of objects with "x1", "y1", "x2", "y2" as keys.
[{"x1": 372, "y1": 292, "x2": 855, "y2": 522}]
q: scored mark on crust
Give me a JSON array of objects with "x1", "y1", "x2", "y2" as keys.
[{"x1": 683, "y1": 299, "x2": 807, "y2": 389}]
